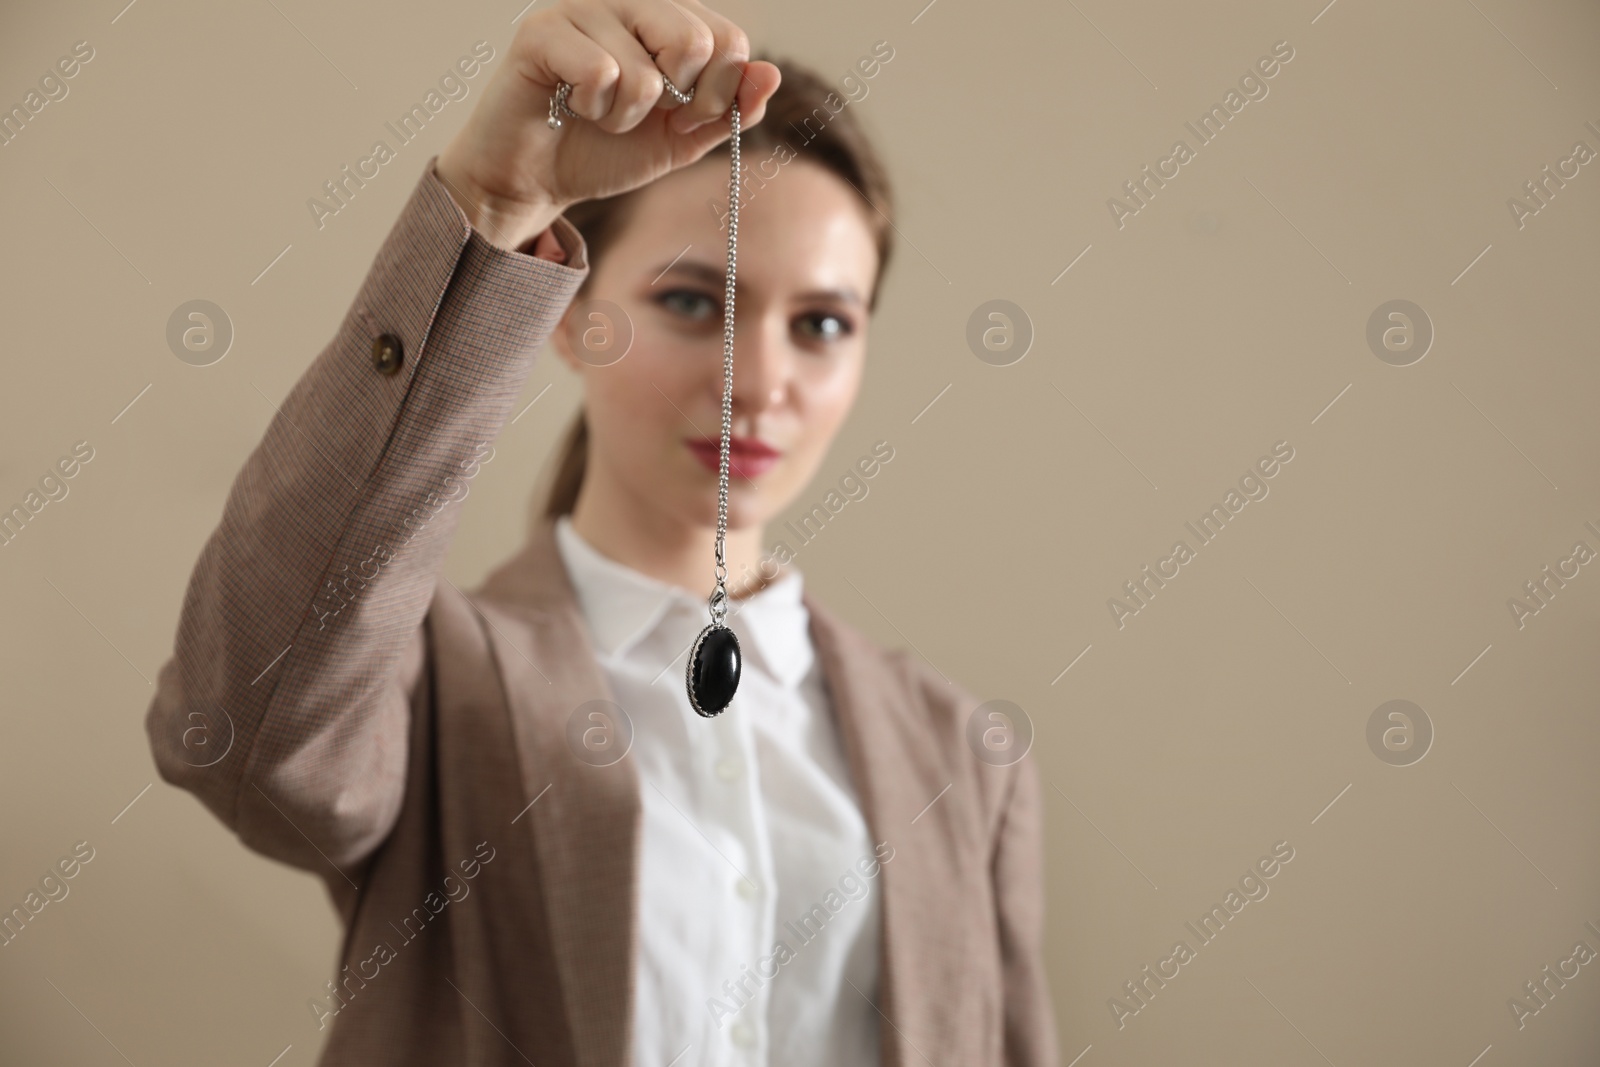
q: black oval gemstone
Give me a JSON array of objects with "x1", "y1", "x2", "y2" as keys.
[{"x1": 688, "y1": 624, "x2": 741, "y2": 717}]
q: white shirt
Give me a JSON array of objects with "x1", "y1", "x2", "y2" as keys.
[{"x1": 553, "y1": 516, "x2": 883, "y2": 1067}]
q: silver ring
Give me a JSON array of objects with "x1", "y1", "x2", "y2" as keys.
[{"x1": 547, "y1": 67, "x2": 696, "y2": 129}]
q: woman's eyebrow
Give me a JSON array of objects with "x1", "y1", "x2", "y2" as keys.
[
  {"x1": 795, "y1": 285, "x2": 863, "y2": 306},
  {"x1": 651, "y1": 260, "x2": 862, "y2": 305}
]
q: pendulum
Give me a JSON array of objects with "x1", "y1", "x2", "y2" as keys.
[
  {"x1": 549, "y1": 65, "x2": 743, "y2": 717},
  {"x1": 686, "y1": 88, "x2": 744, "y2": 717}
]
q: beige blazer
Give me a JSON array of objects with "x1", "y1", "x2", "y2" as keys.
[{"x1": 144, "y1": 160, "x2": 1059, "y2": 1067}]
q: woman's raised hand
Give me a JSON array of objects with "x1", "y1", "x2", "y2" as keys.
[{"x1": 435, "y1": 0, "x2": 780, "y2": 250}]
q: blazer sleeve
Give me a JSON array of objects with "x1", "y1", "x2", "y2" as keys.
[
  {"x1": 995, "y1": 752, "x2": 1062, "y2": 1066},
  {"x1": 143, "y1": 158, "x2": 589, "y2": 878}
]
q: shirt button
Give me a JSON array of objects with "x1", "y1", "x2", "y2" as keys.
[
  {"x1": 736, "y1": 878, "x2": 758, "y2": 901},
  {"x1": 730, "y1": 1021, "x2": 756, "y2": 1048},
  {"x1": 371, "y1": 333, "x2": 404, "y2": 375},
  {"x1": 715, "y1": 757, "x2": 740, "y2": 782}
]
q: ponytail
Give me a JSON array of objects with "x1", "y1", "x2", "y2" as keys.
[{"x1": 541, "y1": 408, "x2": 588, "y2": 519}]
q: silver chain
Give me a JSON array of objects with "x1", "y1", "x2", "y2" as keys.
[
  {"x1": 710, "y1": 98, "x2": 740, "y2": 627},
  {"x1": 549, "y1": 64, "x2": 696, "y2": 128},
  {"x1": 547, "y1": 70, "x2": 739, "y2": 630}
]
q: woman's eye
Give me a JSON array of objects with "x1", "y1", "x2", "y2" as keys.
[
  {"x1": 658, "y1": 290, "x2": 718, "y2": 321},
  {"x1": 798, "y1": 312, "x2": 852, "y2": 342}
]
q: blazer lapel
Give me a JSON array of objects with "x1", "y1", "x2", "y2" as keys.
[
  {"x1": 474, "y1": 516, "x2": 641, "y2": 1067},
  {"x1": 802, "y1": 590, "x2": 969, "y2": 1067}
]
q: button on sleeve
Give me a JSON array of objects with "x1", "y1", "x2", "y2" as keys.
[{"x1": 371, "y1": 333, "x2": 404, "y2": 375}]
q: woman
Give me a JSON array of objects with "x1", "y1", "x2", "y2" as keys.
[{"x1": 144, "y1": 1, "x2": 1057, "y2": 1064}]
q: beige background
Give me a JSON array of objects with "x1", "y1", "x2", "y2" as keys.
[{"x1": 2, "y1": 0, "x2": 1598, "y2": 1063}]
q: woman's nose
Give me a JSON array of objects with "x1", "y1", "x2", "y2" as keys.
[{"x1": 726, "y1": 315, "x2": 791, "y2": 417}]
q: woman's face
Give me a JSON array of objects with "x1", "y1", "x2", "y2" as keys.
[{"x1": 551, "y1": 156, "x2": 879, "y2": 533}]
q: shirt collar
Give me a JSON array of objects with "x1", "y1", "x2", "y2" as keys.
[{"x1": 553, "y1": 514, "x2": 813, "y2": 689}]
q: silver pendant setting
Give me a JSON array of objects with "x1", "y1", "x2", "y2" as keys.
[{"x1": 687, "y1": 622, "x2": 741, "y2": 717}]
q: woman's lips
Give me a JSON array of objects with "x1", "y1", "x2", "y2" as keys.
[{"x1": 686, "y1": 436, "x2": 782, "y2": 478}]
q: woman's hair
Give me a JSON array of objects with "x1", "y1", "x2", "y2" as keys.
[{"x1": 538, "y1": 52, "x2": 896, "y2": 520}]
